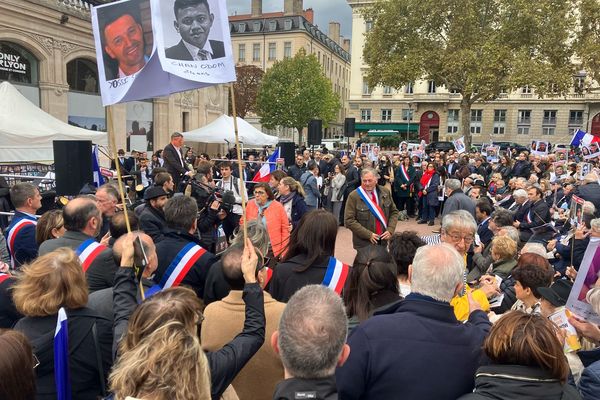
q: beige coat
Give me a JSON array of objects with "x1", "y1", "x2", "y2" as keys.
[{"x1": 201, "y1": 290, "x2": 286, "y2": 400}]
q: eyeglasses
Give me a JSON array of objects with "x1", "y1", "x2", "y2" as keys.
[
  {"x1": 443, "y1": 231, "x2": 475, "y2": 244},
  {"x1": 254, "y1": 191, "x2": 266, "y2": 195}
]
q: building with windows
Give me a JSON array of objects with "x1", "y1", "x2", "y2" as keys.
[
  {"x1": 347, "y1": 0, "x2": 600, "y2": 145},
  {"x1": 0, "y1": 0, "x2": 228, "y2": 159},
  {"x1": 229, "y1": 0, "x2": 351, "y2": 142}
]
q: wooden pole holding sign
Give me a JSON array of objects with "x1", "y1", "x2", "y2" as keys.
[
  {"x1": 230, "y1": 84, "x2": 248, "y2": 241},
  {"x1": 107, "y1": 105, "x2": 145, "y2": 301}
]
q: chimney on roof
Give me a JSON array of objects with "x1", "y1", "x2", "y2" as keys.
[
  {"x1": 284, "y1": 0, "x2": 303, "y2": 16},
  {"x1": 329, "y1": 22, "x2": 341, "y2": 45},
  {"x1": 342, "y1": 38, "x2": 351, "y2": 53},
  {"x1": 251, "y1": 0, "x2": 262, "y2": 17}
]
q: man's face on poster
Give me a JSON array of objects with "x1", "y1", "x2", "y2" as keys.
[
  {"x1": 104, "y1": 14, "x2": 145, "y2": 75},
  {"x1": 175, "y1": 3, "x2": 214, "y2": 50}
]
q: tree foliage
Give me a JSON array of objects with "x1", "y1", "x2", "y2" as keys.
[
  {"x1": 577, "y1": 0, "x2": 600, "y2": 85},
  {"x1": 230, "y1": 65, "x2": 264, "y2": 118},
  {"x1": 362, "y1": 0, "x2": 578, "y2": 148},
  {"x1": 256, "y1": 48, "x2": 341, "y2": 143}
]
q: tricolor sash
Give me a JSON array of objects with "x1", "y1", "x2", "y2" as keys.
[
  {"x1": 399, "y1": 165, "x2": 410, "y2": 182},
  {"x1": 6, "y1": 218, "x2": 36, "y2": 268},
  {"x1": 263, "y1": 266, "x2": 274, "y2": 287},
  {"x1": 322, "y1": 256, "x2": 350, "y2": 295},
  {"x1": 76, "y1": 239, "x2": 107, "y2": 273},
  {"x1": 526, "y1": 210, "x2": 532, "y2": 224},
  {"x1": 356, "y1": 187, "x2": 388, "y2": 229},
  {"x1": 145, "y1": 243, "x2": 207, "y2": 297},
  {"x1": 0, "y1": 273, "x2": 10, "y2": 284}
]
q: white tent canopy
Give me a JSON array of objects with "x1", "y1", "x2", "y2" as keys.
[
  {"x1": 183, "y1": 115, "x2": 278, "y2": 147},
  {"x1": 0, "y1": 81, "x2": 108, "y2": 162}
]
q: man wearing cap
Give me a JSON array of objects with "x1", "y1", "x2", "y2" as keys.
[
  {"x1": 139, "y1": 186, "x2": 168, "y2": 243},
  {"x1": 538, "y1": 279, "x2": 574, "y2": 318}
]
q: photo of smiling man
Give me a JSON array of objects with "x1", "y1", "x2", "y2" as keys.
[
  {"x1": 97, "y1": 0, "x2": 152, "y2": 81},
  {"x1": 165, "y1": 0, "x2": 225, "y2": 61}
]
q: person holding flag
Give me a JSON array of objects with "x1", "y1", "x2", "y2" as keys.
[{"x1": 344, "y1": 168, "x2": 399, "y2": 249}]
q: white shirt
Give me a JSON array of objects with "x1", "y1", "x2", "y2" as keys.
[{"x1": 182, "y1": 40, "x2": 214, "y2": 61}]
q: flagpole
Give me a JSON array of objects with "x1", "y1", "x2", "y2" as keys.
[
  {"x1": 107, "y1": 105, "x2": 145, "y2": 301},
  {"x1": 230, "y1": 84, "x2": 248, "y2": 241}
]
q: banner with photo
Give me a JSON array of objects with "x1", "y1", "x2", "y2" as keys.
[
  {"x1": 554, "y1": 148, "x2": 568, "y2": 161},
  {"x1": 530, "y1": 140, "x2": 549, "y2": 156},
  {"x1": 567, "y1": 237, "x2": 600, "y2": 325},
  {"x1": 579, "y1": 162, "x2": 594, "y2": 181},
  {"x1": 453, "y1": 136, "x2": 466, "y2": 154},
  {"x1": 581, "y1": 142, "x2": 600, "y2": 160},
  {"x1": 485, "y1": 145, "x2": 499, "y2": 163},
  {"x1": 91, "y1": 0, "x2": 236, "y2": 106}
]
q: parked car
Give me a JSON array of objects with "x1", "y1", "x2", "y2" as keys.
[
  {"x1": 491, "y1": 141, "x2": 528, "y2": 154},
  {"x1": 425, "y1": 141, "x2": 455, "y2": 152}
]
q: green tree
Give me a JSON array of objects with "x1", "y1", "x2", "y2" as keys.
[
  {"x1": 362, "y1": 0, "x2": 578, "y2": 148},
  {"x1": 229, "y1": 65, "x2": 264, "y2": 118},
  {"x1": 256, "y1": 48, "x2": 341, "y2": 144},
  {"x1": 577, "y1": 0, "x2": 600, "y2": 86}
]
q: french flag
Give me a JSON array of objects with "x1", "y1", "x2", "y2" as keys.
[
  {"x1": 252, "y1": 147, "x2": 280, "y2": 182},
  {"x1": 54, "y1": 308, "x2": 71, "y2": 400},
  {"x1": 570, "y1": 129, "x2": 600, "y2": 147}
]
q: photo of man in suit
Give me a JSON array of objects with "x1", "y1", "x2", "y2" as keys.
[
  {"x1": 165, "y1": 0, "x2": 225, "y2": 61},
  {"x1": 97, "y1": 0, "x2": 150, "y2": 81}
]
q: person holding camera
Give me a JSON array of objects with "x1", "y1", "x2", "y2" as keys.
[
  {"x1": 195, "y1": 173, "x2": 228, "y2": 253},
  {"x1": 217, "y1": 161, "x2": 248, "y2": 239}
]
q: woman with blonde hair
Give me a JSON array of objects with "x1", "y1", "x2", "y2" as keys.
[
  {"x1": 110, "y1": 321, "x2": 211, "y2": 400},
  {"x1": 277, "y1": 176, "x2": 308, "y2": 230},
  {"x1": 488, "y1": 235, "x2": 517, "y2": 279},
  {"x1": 13, "y1": 248, "x2": 113, "y2": 400},
  {"x1": 458, "y1": 311, "x2": 580, "y2": 399},
  {"x1": 35, "y1": 209, "x2": 65, "y2": 245}
]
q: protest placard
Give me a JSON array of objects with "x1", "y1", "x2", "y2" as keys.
[{"x1": 566, "y1": 237, "x2": 600, "y2": 325}]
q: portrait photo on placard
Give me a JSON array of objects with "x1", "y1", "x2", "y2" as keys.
[
  {"x1": 95, "y1": 0, "x2": 154, "y2": 82},
  {"x1": 159, "y1": 0, "x2": 227, "y2": 61}
]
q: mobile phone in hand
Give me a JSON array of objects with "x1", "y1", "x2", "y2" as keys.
[{"x1": 133, "y1": 236, "x2": 148, "y2": 281}]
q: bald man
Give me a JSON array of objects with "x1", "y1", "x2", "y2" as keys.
[{"x1": 39, "y1": 197, "x2": 117, "y2": 292}]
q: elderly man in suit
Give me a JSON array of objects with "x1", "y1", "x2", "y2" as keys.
[
  {"x1": 165, "y1": 0, "x2": 225, "y2": 61},
  {"x1": 162, "y1": 132, "x2": 193, "y2": 190}
]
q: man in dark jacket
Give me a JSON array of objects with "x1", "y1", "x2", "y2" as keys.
[
  {"x1": 340, "y1": 155, "x2": 361, "y2": 225},
  {"x1": 476, "y1": 199, "x2": 494, "y2": 247},
  {"x1": 511, "y1": 152, "x2": 531, "y2": 179},
  {"x1": 442, "y1": 179, "x2": 476, "y2": 219},
  {"x1": 574, "y1": 173, "x2": 600, "y2": 217},
  {"x1": 154, "y1": 195, "x2": 218, "y2": 299},
  {"x1": 272, "y1": 285, "x2": 349, "y2": 400},
  {"x1": 514, "y1": 186, "x2": 551, "y2": 244},
  {"x1": 287, "y1": 154, "x2": 307, "y2": 182},
  {"x1": 139, "y1": 186, "x2": 168, "y2": 243},
  {"x1": 162, "y1": 132, "x2": 192, "y2": 190},
  {"x1": 39, "y1": 197, "x2": 117, "y2": 293},
  {"x1": 5, "y1": 183, "x2": 41, "y2": 269},
  {"x1": 336, "y1": 243, "x2": 492, "y2": 400}
]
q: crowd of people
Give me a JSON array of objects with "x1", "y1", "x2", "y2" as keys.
[{"x1": 1, "y1": 132, "x2": 600, "y2": 400}]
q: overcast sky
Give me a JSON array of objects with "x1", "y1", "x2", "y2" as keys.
[{"x1": 226, "y1": 0, "x2": 353, "y2": 40}]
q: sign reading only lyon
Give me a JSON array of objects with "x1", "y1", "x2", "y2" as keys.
[{"x1": 0, "y1": 52, "x2": 27, "y2": 74}]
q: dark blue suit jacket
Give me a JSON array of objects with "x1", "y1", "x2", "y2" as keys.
[
  {"x1": 5, "y1": 210, "x2": 38, "y2": 269},
  {"x1": 477, "y1": 218, "x2": 494, "y2": 247},
  {"x1": 336, "y1": 293, "x2": 491, "y2": 400}
]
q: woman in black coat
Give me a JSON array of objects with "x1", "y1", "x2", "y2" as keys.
[
  {"x1": 13, "y1": 248, "x2": 113, "y2": 400},
  {"x1": 458, "y1": 311, "x2": 580, "y2": 400}
]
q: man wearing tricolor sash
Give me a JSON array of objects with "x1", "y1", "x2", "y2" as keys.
[
  {"x1": 4, "y1": 183, "x2": 41, "y2": 269},
  {"x1": 154, "y1": 196, "x2": 217, "y2": 299},
  {"x1": 344, "y1": 168, "x2": 399, "y2": 249},
  {"x1": 39, "y1": 197, "x2": 117, "y2": 293}
]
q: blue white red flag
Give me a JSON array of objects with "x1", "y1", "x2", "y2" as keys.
[
  {"x1": 92, "y1": 145, "x2": 103, "y2": 187},
  {"x1": 570, "y1": 129, "x2": 600, "y2": 147},
  {"x1": 54, "y1": 307, "x2": 71, "y2": 400},
  {"x1": 253, "y1": 148, "x2": 280, "y2": 182},
  {"x1": 322, "y1": 257, "x2": 350, "y2": 295}
]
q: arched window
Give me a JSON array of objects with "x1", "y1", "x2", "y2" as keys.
[
  {"x1": 0, "y1": 41, "x2": 39, "y2": 85},
  {"x1": 67, "y1": 58, "x2": 99, "y2": 93}
]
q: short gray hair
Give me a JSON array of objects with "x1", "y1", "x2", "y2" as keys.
[
  {"x1": 521, "y1": 243, "x2": 547, "y2": 258},
  {"x1": 498, "y1": 226, "x2": 520, "y2": 246},
  {"x1": 513, "y1": 189, "x2": 528, "y2": 199},
  {"x1": 231, "y1": 219, "x2": 270, "y2": 256},
  {"x1": 171, "y1": 132, "x2": 183, "y2": 139},
  {"x1": 590, "y1": 218, "x2": 600, "y2": 233},
  {"x1": 583, "y1": 201, "x2": 596, "y2": 215},
  {"x1": 360, "y1": 167, "x2": 379, "y2": 179},
  {"x1": 411, "y1": 243, "x2": 464, "y2": 302},
  {"x1": 278, "y1": 285, "x2": 347, "y2": 379},
  {"x1": 441, "y1": 210, "x2": 477, "y2": 234},
  {"x1": 445, "y1": 179, "x2": 461, "y2": 191}
]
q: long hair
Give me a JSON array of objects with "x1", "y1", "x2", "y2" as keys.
[
  {"x1": 280, "y1": 177, "x2": 306, "y2": 197},
  {"x1": 0, "y1": 330, "x2": 36, "y2": 400},
  {"x1": 13, "y1": 248, "x2": 88, "y2": 317},
  {"x1": 484, "y1": 311, "x2": 569, "y2": 383},
  {"x1": 110, "y1": 321, "x2": 211, "y2": 400},
  {"x1": 343, "y1": 245, "x2": 399, "y2": 321},
  {"x1": 283, "y1": 209, "x2": 337, "y2": 272},
  {"x1": 35, "y1": 209, "x2": 64, "y2": 246}
]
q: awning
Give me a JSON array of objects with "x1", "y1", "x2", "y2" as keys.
[
  {"x1": 356, "y1": 122, "x2": 419, "y2": 133},
  {"x1": 367, "y1": 130, "x2": 398, "y2": 137}
]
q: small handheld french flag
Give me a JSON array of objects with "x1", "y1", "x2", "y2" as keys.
[
  {"x1": 252, "y1": 148, "x2": 280, "y2": 182},
  {"x1": 54, "y1": 307, "x2": 71, "y2": 400}
]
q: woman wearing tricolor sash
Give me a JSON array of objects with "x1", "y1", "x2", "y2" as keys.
[
  {"x1": 269, "y1": 210, "x2": 346, "y2": 303},
  {"x1": 394, "y1": 156, "x2": 416, "y2": 217}
]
